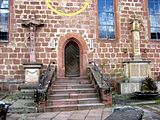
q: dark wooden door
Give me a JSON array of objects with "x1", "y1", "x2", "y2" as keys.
[{"x1": 65, "y1": 41, "x2": 80, "y2": 77}]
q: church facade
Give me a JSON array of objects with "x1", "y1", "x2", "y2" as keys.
[{"x1": 0, "y1": 0, "x2": 160, "y2": 89}]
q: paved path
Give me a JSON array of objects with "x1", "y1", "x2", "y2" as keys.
[
  {"x1": 7, "y1": 106, "x2": 160, "y2": 120},
  {"x1": 7, "y1": 108, "x2": 112, "y2": 120},
  {"x1": 140, "y1": 105, "x2": 160, "y2": 120}
]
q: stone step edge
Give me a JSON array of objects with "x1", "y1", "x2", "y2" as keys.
[
  {"x1": 54, "y1": 78, "x2": 90, "y2": 81},
  {"x1": 55, "y1": 79, "x2": 90, "y2": 81},
  {"x1": 47, "y1": 98, "x2": 100, "y2": 102},
  {"x1": 57, "y1": 76, "x2": 88, "y2": 80},
  {"x1": 129, "y1": 101, "x2": 156, "y2": 106},
  {"x1": 46, "y1": 103, "x2": 105, "y2": 108},
  {"x1": 8, "y1": 107, "x2": 37, "y2": 113},
  {"x1": 52, "y1": 84, "x2": 93, "y2": 87},
  {"x1": 51, "y1": 88, "x2": 95, "y2": 92},
  {"x1": 53, "y1": 83, "x2": 92, "y2": 85},
  {"x1": 49, "y1": 93, "x2": 99, "y2": 97},
  {"x1": 54, "y1": 81, "x2": 91, "y2": 83}
]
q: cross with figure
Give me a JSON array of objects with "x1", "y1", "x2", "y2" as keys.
[{"x1": 22, "y1": 14, "x2": 44, "y2": 63}]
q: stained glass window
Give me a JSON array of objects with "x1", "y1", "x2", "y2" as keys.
[
  {"x1": 0, "y1": 0, "x2": 9, "y2": 42},
  {"x1": 148, "y1": 0, "x2": 160, "y2": 40},
  {"x1": 98, "y1": 0, "x2": 115, "y2": 40}
]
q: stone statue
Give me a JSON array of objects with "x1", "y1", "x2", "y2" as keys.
[
  {"x1": 130, "y1": 15, "x2": 141, "y2": 31},
  {"x1": 22, "y1": 14, "x2": 44, "y2": 63}
]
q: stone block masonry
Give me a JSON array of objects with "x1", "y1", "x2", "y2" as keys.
[{"x1": 0, "y1": 0, "x2": 159, "y2": 84}]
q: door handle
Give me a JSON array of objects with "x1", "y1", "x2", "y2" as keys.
[{"x1": 76, "y1": 55, "x2": 79, "y2": 58}]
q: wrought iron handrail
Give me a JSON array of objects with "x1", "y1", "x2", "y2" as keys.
[
  {"x1": 88, "y1": 61, "x2": 110, "y2": 94},
  {"x1": 38, "y1": 63, "x2": 52, "y2": 88}
]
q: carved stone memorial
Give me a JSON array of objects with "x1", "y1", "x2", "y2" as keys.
[
  {"x1": 121, "y1": 16, "x2": 151, "y2": 94},
  {"x1": 123, "y1": 61, "x2": 151, "y2": 83},
  {"x1": 22, "y1": 14, "x2": 44, "y2": 83}
]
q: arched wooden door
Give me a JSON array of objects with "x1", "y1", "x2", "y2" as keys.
[{"x1": 65, "y1": 41, "x2": 80, "y2": 77}]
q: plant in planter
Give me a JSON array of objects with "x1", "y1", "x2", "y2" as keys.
[
  {"x1": 141, "y1": 77, "x2": 157, "y2": 93},
  {"x1": 135, "y1": 77, "x2": 159, "y2": 99}
]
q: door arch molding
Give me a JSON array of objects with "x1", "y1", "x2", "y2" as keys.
[{"x1": 57, "y1": 33, "x2": 88, "y2": 77}]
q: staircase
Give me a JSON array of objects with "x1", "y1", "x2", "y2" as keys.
[{"x1": 44, "y1": 77, "x2": 105, "y2": 112}]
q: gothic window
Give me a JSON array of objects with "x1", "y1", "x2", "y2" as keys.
[
  {"x1": 98, "y1": 0, "x2": 115, "y2": 40},
  {"x1": 0, "y1": 0, "x2": 9, "y2": 42},
  {"x1": 148, "y1": 0, "x2": 160, "y2": 40}
]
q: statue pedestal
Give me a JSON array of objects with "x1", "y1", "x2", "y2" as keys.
[
  {"x1": 23, "y1": 63, "x2": 43, "y2": 83},
  {"x1": 123, "y1": 61, "x2": 151, "y2": 82},
  {"x1": 120, "y1": 61, "x2": 151, "y2": 94}
]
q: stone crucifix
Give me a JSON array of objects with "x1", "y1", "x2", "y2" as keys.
[
  {"x1": 22, "y1": 14, "x2": 44, "y2": 63},
  {"x1": 130, "y1": 15, "x2": 143, "y2": 61}
]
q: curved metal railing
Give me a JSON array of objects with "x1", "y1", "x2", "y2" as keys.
[
  {"x1": 87, "y1": 61, "x2": 110, "y2": 94},
  {"x1": 34, "y1": 62, "x2": 56, "y2": 103}
]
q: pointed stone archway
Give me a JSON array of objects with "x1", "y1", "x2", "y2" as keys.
[{"x1": 57, "y1": 33, "x2": 88, "y2": 78}]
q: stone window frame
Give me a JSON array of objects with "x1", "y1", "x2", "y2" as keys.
[
  {"x1": 148, "y1": 0, "x2": 160, "y2": 40},
  {"x1": 0, "y1": 0, "x2": 9, "y2": 42},
  {"x1": 97, "y1": 0, "x2": 119, "y2": 42},
  {"x1": 145, "y1": 0, "x2": 160, "y2": 42}
]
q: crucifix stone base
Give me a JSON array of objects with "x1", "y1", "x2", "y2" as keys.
[
  {"x1": 23, "y1": 63, "x2": 43, "y2": 83},
  {"x1": 21, "y1": 14, "x2": 44, "y2": 84}
]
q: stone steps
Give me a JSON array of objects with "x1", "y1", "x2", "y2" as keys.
[
  {"x1": 45, "y1": 103, "x2": 105, "y2": 112},
  {"x1": 48, "y1": 93, "x2": 99, "y2": 100},
  {"x1": 19, "y1": 89, "x2": 35, "y2": 99},
  {"x1": 50, "y1": 88, "x2": 96, "y2": 94},
  {"x1": 52, "y1": 84, "x2": 94, "y2": 89},
  {"x1": 54, "y1": 80, "x2": 92, "y2": 84},
  {"x1": 56, "y1": 77, "x2": 88, "y2": 80},
  {"x1": 43, "y1": 77, "x2": 104, "y2": 112},
  {"x1": 8, "y1": 99, "x2": 37, "y2": 114}
]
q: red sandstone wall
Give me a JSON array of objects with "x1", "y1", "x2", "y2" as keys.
[
  {"x1": 0, "y1": 0, "x2": 159, "y2": 81},
  {"x1": 96, "y1": 0, "x2": 160, "y2": 79}
]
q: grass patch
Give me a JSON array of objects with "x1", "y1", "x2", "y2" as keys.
[{"x1": 155, "y1": 96, "x2": 160, "y2": 104}]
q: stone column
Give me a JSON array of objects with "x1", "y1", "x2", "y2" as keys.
[{"x1": 130, "y1": 18, "x2": 141, "y2": 61}]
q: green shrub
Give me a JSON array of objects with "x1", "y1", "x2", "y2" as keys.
[{"x1": 141, "y1": 77, "x2": 158, "y2": 93}]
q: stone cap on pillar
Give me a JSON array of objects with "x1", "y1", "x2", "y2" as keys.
[
  {"x1": 23, "y1": 63, "x2": 43, "y2": 69},
  {"x1": 123, "y1": 61, "x2": 151, "y2": 64}
]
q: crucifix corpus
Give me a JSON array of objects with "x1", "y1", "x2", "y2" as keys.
[
  {"x1": 22, "y1": 14, "x2": 44, "y2": 63},
  {"x1": 22, "y1": 14, "x2": 44, "y2": 83}
]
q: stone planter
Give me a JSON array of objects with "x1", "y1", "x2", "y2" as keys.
[
  {"x1": 120, "y1": 82, "x2": 141, "y2": 94},
  {"x1": 156, "y1": 81, "x2": 160, "y2": 92}
]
